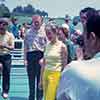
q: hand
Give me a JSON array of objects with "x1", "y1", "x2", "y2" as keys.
[
  {"x1": 0, "y1": 41, "x2": 3, "y2": 48},
  {"x1": 0, "y1": 41, "x2": 7, "y2": 48},
  {"x1": 39, "y1": 58, "x2": 46, "y2": 67},
  {"x1": 38, "y1": 80, "x2": 43, "y2": 90},
  {"x1": 24, "y1": 60, "x2": 28, "y2": 67},
  {"x1": 76, "y1": 47, "x2": 83, "y2": 60},
  {"x1": 39, "y1": 59, "x2": 43, "y2": 67}
]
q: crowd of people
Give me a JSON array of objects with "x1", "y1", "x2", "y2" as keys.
[
  {"x1": 0, "y1": 7, "x2": 100, "y2": 100},
  {"x1": 8, "y1": 17, "x2": 31, "y2": 39}
]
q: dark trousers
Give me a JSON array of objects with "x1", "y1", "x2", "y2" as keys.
[
  {"x1": 0, "y1": 54, "x2": 11, "y2": 93},
  {"x1": 27, "y1": 51, "x2": 43, "y2": 100}
]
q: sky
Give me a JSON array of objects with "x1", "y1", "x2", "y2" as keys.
[{"x1": 3, "y1": 0, "x2": 100, "y2": 17}]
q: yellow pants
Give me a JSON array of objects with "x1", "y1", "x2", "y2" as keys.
[{"x1": 43, "y1": 70, "x2": 61, "y2": 100}]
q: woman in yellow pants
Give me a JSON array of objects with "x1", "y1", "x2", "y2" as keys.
[{"x1": 39, "y1": 23, "x2": 68, "y2": 100}]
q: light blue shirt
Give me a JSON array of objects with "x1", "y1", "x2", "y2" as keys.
[
  {"x1": 57, "y1": 52, "x2": 100, "y2": 100},
  {"x1": 9, "y1": 24, "x2": 19, "y2": 38}
]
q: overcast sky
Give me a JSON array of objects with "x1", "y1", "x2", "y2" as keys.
[{"x1": 4, "y1": 0, "x2": 100, "y2": 17}]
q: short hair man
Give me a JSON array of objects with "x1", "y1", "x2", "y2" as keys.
[
  {"x1": 57, "y1": 13, "x2": 100, "y2": 100},
  {"x1": 80, "y1": 7, "x2": 97, "y2": 59},
  {"x1": 9, "y1": 17, "x2": 19, "y2": 38},
  {"x1": 24, "y1": 15, "x2": 47, "y2": 100}
]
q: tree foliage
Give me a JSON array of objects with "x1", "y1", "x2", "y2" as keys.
[
  {"x1": 0, "y1": 3, "x2": 48, "y2": 17},
  {"x1": 0, "y1": 0, "x2": 6, "y2": 3},
  {"x1": 12, "y1": 4, "x2": 48, "y2": 17},
  {"x1": 0, "y1": 4, "x2": 10, "y2": 17}
]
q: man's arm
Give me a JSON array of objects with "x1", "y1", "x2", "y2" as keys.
[{"x1": 0, "y1": 33, "x2": 15, "y2": 50}]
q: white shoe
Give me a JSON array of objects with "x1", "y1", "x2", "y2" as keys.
[{"x1": 2, "y1": 93, "x2": 8, "y2": 99}]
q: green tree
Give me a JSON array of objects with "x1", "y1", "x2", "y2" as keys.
[
  {"x1": 41, "y1": 10, "x2": 48, "y2": 17},
  {"x1": 12, "y1": 4, "x2": 48, "y2": 17},
  {"x1": 0, "y1": 0, "x2": 6, "y2": 3},
  {"x1": 12, "y1": 6, "x2": 23, "y2": 16},
  {"x1": 23, "y1": 4, "x2": 35, "y2": 15},
  {"x1": 0, "y1": 4, "x2": 10, "y2": 17}
]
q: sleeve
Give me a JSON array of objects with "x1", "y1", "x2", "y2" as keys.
[
  {"x1": 9, "y1": 33, "x2": 15, "y2": 47},
  {"x1": 61, "y1": 43, "x2": 68, "y2": 70},
  {"x1": 24, "y1": 34, "x2": 28, "y2": 50},
  {"x1": 56, "y1": 67, "x2": 72, "y2": 100}
]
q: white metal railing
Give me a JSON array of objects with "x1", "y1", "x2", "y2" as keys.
[{"x1": 11, "y1": 38, "x2": 24, "y2": 66}]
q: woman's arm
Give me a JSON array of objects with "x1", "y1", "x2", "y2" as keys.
[
  {"x1": 61, "y1": 44, "x2": 68, "y2": 71},
  {"x1": 39, "y1": 58, "x2": 46, "y2": 89}
]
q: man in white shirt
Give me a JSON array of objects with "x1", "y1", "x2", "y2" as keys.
[{"x1": 24, "y1": 15, "x2": 47, "y2": 100}]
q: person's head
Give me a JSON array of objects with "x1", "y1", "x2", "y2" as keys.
[
  {"x1": 11, "y1": 17, "x2": 18, "y2": 25},
  {"x1": 62, "y1": 23, "x2": 69, "y2": 33},
  {"x1": 80, "y1": 7, "x2": 96, "y2": 26},
  {"x1": 73, "y1": 16, "x2": 80, "y2": 26},
  {"x1": 23, "y1": 22, "x2": 28, "y2": 28},
  {"x1": 65, "y1": 14, "x2": 71, "y2": 23},
  {"x1": 45, "y1": 22, "x2": 58, "y2": 43},
  {"x1": 18, "y1": 24, "x2": 21, "y2": 30},
  {"x1": 31, "y1": 15, "x2": 43, "y2": 30},
  {"x1": 84, "y1": 14, "x2": 100, "y2": 58},
  {"x1": 0, "y1": 18, "x2": 9, "y2": 34},
  {"x1": 58, "y1": 27, "x2": 69, "y2": 42}
]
